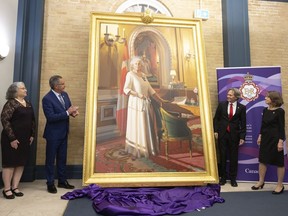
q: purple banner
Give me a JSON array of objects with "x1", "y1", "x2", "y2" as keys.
[{"x1": 216, "y1": 66, "x2": 288, "y2": 182}]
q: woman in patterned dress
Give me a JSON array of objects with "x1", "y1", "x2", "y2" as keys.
[{"x1": 1, "y1": 82, "x2": 35, "y2": 199}]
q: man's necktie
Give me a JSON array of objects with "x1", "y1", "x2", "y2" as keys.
[
  {"x1": 227, "y1": 103, "x2": 233, "y2": 132},
  {"x1": 229, "y1": 103, "x2": 233, "y2": 119},
  {"x1": 58, "y1": 94, "x2": 65, "y2": 108}
]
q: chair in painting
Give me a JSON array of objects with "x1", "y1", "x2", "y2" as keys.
[{"x1": 159, "y1": 107, "x2": 192, "y2": 160}]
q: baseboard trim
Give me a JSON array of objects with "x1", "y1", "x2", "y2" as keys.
[
  {"x1": 35, "y1": 165, "x2": 83, "y2": 179},
  {"x1": 0, "y1": 165, "x2": 83, "y2": 184}
]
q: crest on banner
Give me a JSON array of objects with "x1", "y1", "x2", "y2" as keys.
[{"x1": 239, "y1": 72, "x2": 260, "y2": 102}]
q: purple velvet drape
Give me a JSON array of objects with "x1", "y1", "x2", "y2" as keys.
[{"x1": 61, "y1": 184, "x2": 224, "y2": 216}]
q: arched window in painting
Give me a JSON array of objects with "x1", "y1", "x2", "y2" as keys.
[{"x1": 133, "y1": 33, "x2": 158, "y2": 82}]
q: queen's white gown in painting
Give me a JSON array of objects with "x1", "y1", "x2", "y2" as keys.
[{"x1": 123, "y1": 71, "x2": 159, "y2": 158}]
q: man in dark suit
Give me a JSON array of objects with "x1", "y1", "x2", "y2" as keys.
[
  {"x1": 42, "y1": 75, "x2": 79, "y2": 193},
  {"x1": 213, "y1": 88, "x2": 246, "y2": 187}
]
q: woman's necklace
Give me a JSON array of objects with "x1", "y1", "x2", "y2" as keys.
[{"x1": 15, "y1": 98, "x2": 26, "y2": 106}]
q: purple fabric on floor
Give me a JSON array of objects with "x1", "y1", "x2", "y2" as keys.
[{"x1": 61, "y1": 184, "x2": 224, "y2": 216}]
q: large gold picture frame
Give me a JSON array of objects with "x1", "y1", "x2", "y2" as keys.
[{"x1": 83, "y1": 12, "x2": 218, "y2": 187}]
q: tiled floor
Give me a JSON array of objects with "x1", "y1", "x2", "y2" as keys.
[
  {"x1": 0, "y1": 179, "x2": 82, "y2": 216},
  {"x1": 0, "y1": 179, "x2": 285, "y2": 216}
]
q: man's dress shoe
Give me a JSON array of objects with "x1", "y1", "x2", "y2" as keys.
[
  {"x1": 47, "y1": 184, "x2": 57, "y2": 194},
  {"x1": 231, "y1": 180, "x2": 238, "y2": 187},
  {"x1": 58, "y1": 180, "x2": 75, "y2": 189},
  {"x1": 219, "y1": 178, "x2": 226, "y2": 185}
]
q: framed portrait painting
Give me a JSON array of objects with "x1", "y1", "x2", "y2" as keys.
[{"x1": 83, "y1": 12, "x2": 218, "y2": 187}]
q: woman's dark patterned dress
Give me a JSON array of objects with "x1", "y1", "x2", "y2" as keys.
[{"x1": 1, "y1": 99, "x2": 35, "y2": 167}]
